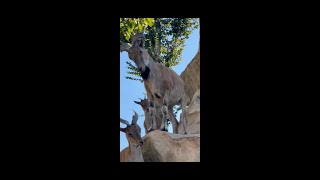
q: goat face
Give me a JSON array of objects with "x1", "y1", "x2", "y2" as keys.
[
  {"x1": 128, "y1": 46, "x2": 150, "y2": 73},
  {"x1": 120, "y1": 33, "x2": 150, "y2": 73},
  {"x1": 125, "y1": 124, "x2": 143, "y2": 147},
  {"x1": 134, "y1": 98, "x2": 149, "y2": 112},
  {"x1": 120, "y1": 111, "x2": 144, "y2": 147}
]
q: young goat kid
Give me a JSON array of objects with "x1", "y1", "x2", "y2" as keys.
[
  {"x1": 134, "y1": 98, "x2": 165, "y2": 134},
  {"x1": 121, "y1": 33, "x2": 188, "y2": 134},
  {"x1": 120, "y1": 111, "x2": 144, "y2": 162}
]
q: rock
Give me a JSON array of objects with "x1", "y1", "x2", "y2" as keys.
[
  {"x1": 178, "y1": 89, "x2": 200, "y2": 134},
  {"x1": 141, "y1": 130, "x2": 200, "y2": 162},
  {"x1": 180, "y1": 50, "x2": 200, "y2": 105}
]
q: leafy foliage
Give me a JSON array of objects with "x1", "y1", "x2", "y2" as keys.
[
  {"x1": 120, "y1": 18, "x2": 199, "y2": 82},
  {"x1": 120, "y1": 18, "x2": 154, "y2": 43}
]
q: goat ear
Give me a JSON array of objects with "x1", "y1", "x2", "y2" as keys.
[
  {"x1": 120, "y1": 43, "x2": 132, "y2": 53},
  {"x1": 120, "y1": 127, "x2": 126, "y2": 133},
  {"x1": 120, "y1": 118, "x2": 130, "y2": 126}
]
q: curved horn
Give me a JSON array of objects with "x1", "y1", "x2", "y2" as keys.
[
  {"x1": 134, "y1": 100, "x2": 141, "y2": 105},
  {"x1": 120, "y1": 118, "x2": 130, "y2": 126},
  {"x1": 120, "y1": 43, "x2": 132, "y2": 53},
  {"x1": 131, "y1": 110, "x2": 139, "y2": 125},
  {"x1": 130, "y1": 33, "x2": 145, "y2": 48}
]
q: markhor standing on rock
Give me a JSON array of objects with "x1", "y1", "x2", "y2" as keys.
[{"x1": 120, "y1": 33, "x2": 188, "y2": 134}]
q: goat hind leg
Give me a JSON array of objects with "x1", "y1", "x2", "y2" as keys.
[
  {"x1": 168, "y1": 108, "x2": 179, "y2": 134},
  {"x1": 181, "y1": 97, "x2": 188, "y2": 134}
]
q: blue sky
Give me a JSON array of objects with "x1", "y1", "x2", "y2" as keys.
[{"x1": 120, "y1": 25, "x2": 199, "y2": 151}]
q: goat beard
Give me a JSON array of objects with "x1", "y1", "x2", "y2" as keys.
[{"x1": 140, "y1": 66, "x2": 150, "y2": 80}]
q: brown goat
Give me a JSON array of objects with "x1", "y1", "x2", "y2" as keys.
[
  {"x1": 134, "y1": 98, "x2": 165, "y2": 134},
  {"x1": 120, "y1": 111, "x2": 144, "y2": 162},
  {"x1": 120, "y1": 33, "x2": 188, "y2": 134}
]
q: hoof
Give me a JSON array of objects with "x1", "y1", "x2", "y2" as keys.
[
  {"x1": 148, "y1": 127, "x2": 154, "y2": 132},
  {"x1": 184, "y1": 131, "x2": 189, "y2": 135}
]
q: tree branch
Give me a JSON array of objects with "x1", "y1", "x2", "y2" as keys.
[{"x1": 156, "y1": 20, "x2": 161, "y2": 56}]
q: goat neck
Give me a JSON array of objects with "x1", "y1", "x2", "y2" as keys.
[
  {"x1": 142, "y1": 58, "x2": 157, "y2": 81},
  {"x1": 128, "y1": 142, "x2": 144, "y2": 161}
]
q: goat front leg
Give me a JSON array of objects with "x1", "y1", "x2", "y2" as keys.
[
  {"x1": 147, "y1": 96, "x2": 157, "y2": 132},
  {"x1": 159, "y1": 93, "x2": 169, "y2": 131}
]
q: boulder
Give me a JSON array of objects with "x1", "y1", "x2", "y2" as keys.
[
  {"x1": 178, "y1": 89, "x2": 200, "y2": 134},
  {"x1": 180, "y1": 50, "x2": 200, "y2": 105},
  {"x1": 141, "y1": 130, "x2": 200, "y2": 162}
]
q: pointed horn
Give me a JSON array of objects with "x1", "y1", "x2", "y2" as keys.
[
  {"x1": 120, "y1": 118, "x2": 130, "y2": 126},
  {"x1": 131, "y1": 110, "x2": 139, "y2": 125}
]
